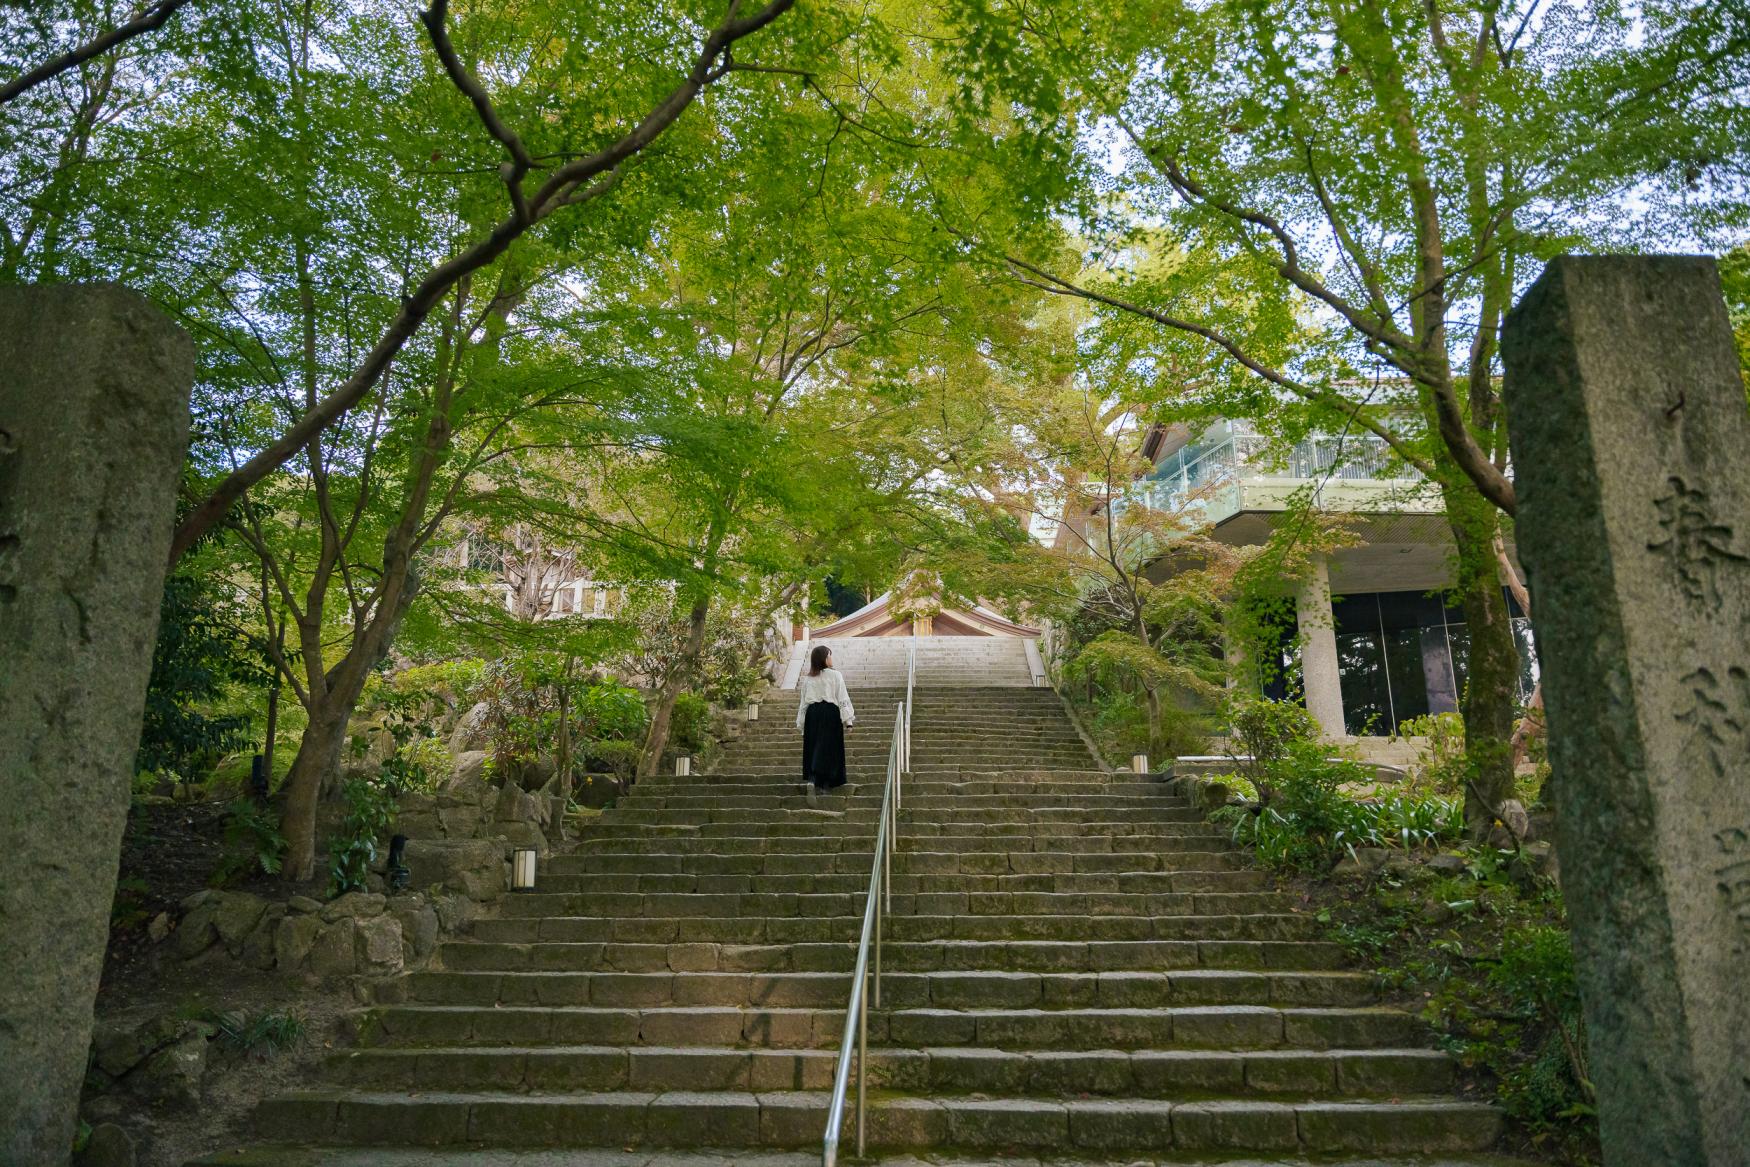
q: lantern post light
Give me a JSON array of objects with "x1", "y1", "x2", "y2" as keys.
[
  {"x1": 511, "y1": 847, "x2": 538, "y2": 893},
  {"x1": 1131, "y1": 754, "x2": 1149, "y2": 775},
  {"x1": 748, "y1": 702, "x2": 760, "y2": 722},
  {"x1": 675, "y1": 756, "x2": 691, "y2": 777}
]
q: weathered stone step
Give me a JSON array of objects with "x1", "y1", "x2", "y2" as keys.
[
  {"x1": 254, "y1": 1088, "x2": 1500, "y2": 1152},
  {"x1": 472, "y1": 912, "x2": 1319, "y2": 946},
  {"x1": 195, "y1": 1147, "x2": 1532, "y2": 1166},
  {"x1": 557, "y1": 833, "x2": 1237, "y2": 856},
  {"x1": 327, "y1": 1043, "x2": 1454, "y2": 1097},
  {"x1": 358, "y1": 1003, "x2": 1421, "y2": 1053},
  {"x1": 620, "y1": 792, "x2": 1183, "y2": 811},
  {"x1": 398, "y1": 968, "x2": 1376, "y2": 1010},
  {"x1": 533, "y1": 868, "x2": 1265, "y2": 896},
  {"x1": 575, "y1": 822, "x2": 1230, "y2": 844},
  {"x1": 646, "y1": 770, "x2": 1115, "y2": 787},
  {"x1": 596, "y1": 806, "x2": 1205, "y2": 827},
  {"x1": 435, "y1": 938, "x2": 1347, "y2": 974},
  {"x1": 496, "y1": 889, "x2": 1288, "y2": 920},
  {"x1": 545, "y1": 848, "x2": 1246, "y2": 876}
]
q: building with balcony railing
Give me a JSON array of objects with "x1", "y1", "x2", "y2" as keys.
[{"x1": 1084, "y1": 419, "x2": 1534, "y2": 739}]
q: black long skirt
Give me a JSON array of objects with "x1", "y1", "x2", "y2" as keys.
[{"x1": 802, "y1": 700, "x2": 848, "y2": 790}]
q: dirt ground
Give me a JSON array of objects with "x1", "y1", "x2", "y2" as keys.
[{"x1": 91, "y1": 800, "x2": 358, "y2": 1167}]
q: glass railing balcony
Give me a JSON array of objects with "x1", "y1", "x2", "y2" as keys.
[{"x1": 1118, "y1": 429, "x2": 1438, "y2": 526}]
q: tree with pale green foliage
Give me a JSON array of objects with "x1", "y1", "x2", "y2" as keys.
[{"x1": 933, "y1": 0, "x2": 1750, "y2": 832}]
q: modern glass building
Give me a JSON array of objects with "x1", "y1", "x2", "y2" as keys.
[{"x1": 1074, "y1": 419, "x2": 1537, "y2": 739}]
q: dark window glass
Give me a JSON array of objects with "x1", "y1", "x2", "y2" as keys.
[
  {"x1": 1382, "y1": 625, "x2": 1431, "y2": 729},
  {"x1": 1335, "y1": 628, "x2": 1391, "y2": 734},
  {"x1": 1447, "y1": 622, "x2": 1471, "y2": 702}
]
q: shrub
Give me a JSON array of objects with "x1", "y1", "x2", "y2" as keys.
[
  {"x1": 329, "y1": 778, "x2": 396, "y2": 895},
  {"x1": 136, "y1": 571, "x2": 271, "y2": 779},
  {"x1": 670, "y1": 692, "x2": 712, "y2": 755},
  {"x1": 211, "y1": 799, "x2": 287, "y2": 886},
  {"x1": 1212, "y1": 739, "x2": 1460, "y2": 871},
  {"x1": 1225, "y1": 694, "x2": 1317, "y2": 784},
  {"x1": 576, "y1": 681, "x2": 647, "y2": 742},
  {"x1": 1398, "y1": 711, "x2": 1468, "y2": 794},
  {"x1": 202, "y1": 1008, "x2": 307, "y2": 1057}
]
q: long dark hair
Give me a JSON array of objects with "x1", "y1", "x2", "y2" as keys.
[{"x1": 808, "y1": 644, "x2": 832, "y2": 676}]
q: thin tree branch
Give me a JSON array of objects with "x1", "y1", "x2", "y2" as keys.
[
  {"x1": 0, "y1": 0, "x2": 196, "y2": 107},
  {"x1": 169, "y1": 0, "x2": 796, "y2": 563}
]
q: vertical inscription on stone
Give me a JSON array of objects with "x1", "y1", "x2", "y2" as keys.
[
  {"x1": 1503, "y1": 255, "x2": 1750, "y2": 1165},
  {"x1": 1647, "y1": 475, "x2": 1747, "y2": 604}
]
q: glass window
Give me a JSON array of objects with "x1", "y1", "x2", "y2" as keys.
[{"x1": 1335, "y1": 628, "x2": 1391, "y2": 734}]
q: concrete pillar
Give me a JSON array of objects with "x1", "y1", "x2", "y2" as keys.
[
  {"x1": 0, "y1": 286, "x2": 192, "y2": 1164},
  {"x1": 1295, "y1": 553, "x2": 1347, "y2": 737}
]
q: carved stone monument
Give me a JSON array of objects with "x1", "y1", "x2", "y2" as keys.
[
  {"x1": 1502, "y1": 255, "x2": 1750, "y2": 1165},
  {"x1": 0, "y1": 286, "x2": 192, "y2": 1163}
]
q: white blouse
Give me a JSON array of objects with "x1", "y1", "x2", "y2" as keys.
[{"x1": 795, "y1": 667, "x2": 856, "y2": 729}]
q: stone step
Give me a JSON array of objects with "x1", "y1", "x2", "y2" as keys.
[
  {"x1": 557, "y1": 834, "x2": 1232, "y2": 857},
  {"x1": 254, "y1": 1089, "x2": 1500, "y2": 1153},
  {"x1": 357, "y1": 1003, "x2": 1422, "y2": 1052},
  {"x1": 545, "y1": 849, "x2": 1247, "y2": 876},
  {"x1": 326, "y1": 1043, "x2": 1455, "y2": 1097},
  {"x1": 434, "y1": 938, "x2": 1348, "y2": 974},
  {"x1": 195, "y1": 1147, "x2": 1533, "y2": 1166},
  {"x1": 575, "y1": 822, "x2": 1229, "y2": 842},
  {"x1": 533, "y1": 869, "x2": 1267, "y2": 896},
  {"x1": 398, "y1": 969, "x2": 1377, "y2": 1010},
  {"x1": 495, "y1": 890, "x2": 1290, "y2": 920},
  {"x1": 643, "y1": 770, "x2": 1116, "y2": 788},
  {"x1": 596, "y1": 806, "x2": 1205, "y2": 826},
  {"x1": 626, "y1": 779, "x2": 1167, "y2": 798},
  {"x1": 470, "y1": 912, "x2": 1320, "y2": 946},
  {"x1": 620, "y1": 792, "x2": 1178, "y2": 811}
]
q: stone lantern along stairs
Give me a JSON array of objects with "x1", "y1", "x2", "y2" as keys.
[{"x1": 213, "y1": 686, "x2": 1511, "y2": 1165}]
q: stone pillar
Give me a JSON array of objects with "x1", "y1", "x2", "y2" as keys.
[
  {"x1": 1502, "y1": 255, "x2": 1750, "y2": 1165},
  {"x1": 1295, "y1": 553, "x2": 1346, "y2": 737},
  {"x1": 0, "y1": 286, "x2": 192, "y2": 1164}
]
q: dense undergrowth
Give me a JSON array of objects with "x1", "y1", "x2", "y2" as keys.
[{"x1": 1201, "y1": 697, "x2": 1598, "y2": 1164}]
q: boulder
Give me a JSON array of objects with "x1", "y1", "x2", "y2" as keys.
[
  {"x1": 445, "y1": 751, "x2": 492, "y2": 794},
  {"x1": 239, "y1": 904, "x2": 286, "y2": 970},
  {"x1": 437, "y1": 805, "x2": 484, "y2": 838},
  {"x1": 447, "y1": 702, "x2": 491, "y2": 756},
  {"x1": 273, "y1": 913, "x2": 324, "y2": 972},
  {"x1": 1354, "y1": 847, "x2": 1390, "y2": 871},
  {"x1": 354, "y1": 914, "x2": 404, "y2": 974},
  {"x1": 132, "y1": 1029, "x2": 208, "y2": 1108},
  {"x1": 431, "y1": 893, "x2": 478, "y2": 934},
  {"x1": 170, "y1": 899, "x2": 221, "y2": 960},
  {"x1": 511, "y1": 755, "x2": 557, "y2": 793},
  {"x1": 287, "y1": 895, "x2": 324, "y2": 915},
  {"x1": 90, "y1": 1016, "x2": 182, "y2": 1080},
  {"x1": 389, "y1": 899, "x2": 439, "y2": 963},
  {"x1": 320, "y1": 891, "x2": 386, "y2": 923},
  {"x1": 404, "y1": 839, "x2": 505, "y2": 902},
  {"x1": 75, "y1": 1122, "x2": 134, "y2": 1167},
  {"x1": 493, "y1": 781, "x2": 545, "y2": 825},
  {"x1": 146, "y1": 913, "x2": 170, "y2": 944},
  {"x1": 1427, "y1": 853, "x2": 1469, "y2": 875},
  {"x1": 307, "y1": 920, "x2": 358, "y2": 977},
  {"x1": 213, "y1": 892, "x2": 270, "y2": 953},
  {"x1": 491, "y1": 821, "x2": 548, "y2": 850},
  {"x1": 1498, "y1": 798, "x2": 1532, "y2": 842}
]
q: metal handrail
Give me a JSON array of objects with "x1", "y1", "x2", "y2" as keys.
[{"x1": 819, "y1": 692, "x2": 910, "y2": 1167}]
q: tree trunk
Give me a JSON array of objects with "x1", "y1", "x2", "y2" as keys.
[
  {"x1": 639, "y1": 596, "x2": 711, "y2": 778},
  {"x1": 1443, "y1": 483, "x2": 1520, "y2": 837},
  {"x1": 1145, "y1": 685, "x2": 1163, "y2": 757},
  {"x1": 278, "y1": 697, "x2": 355, "y2": 882}
]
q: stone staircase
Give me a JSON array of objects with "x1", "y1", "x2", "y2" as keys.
[
  {"x1": 783, "y1": 635, "x2": 1037, "y2": 688},
  {"x1": 199, "y1": 685, "x2": 1512, "y2": 1165}
]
